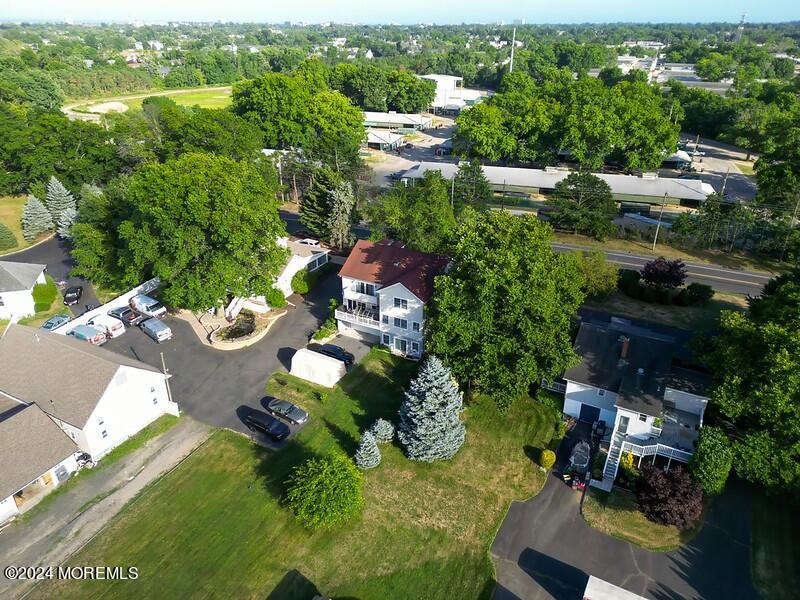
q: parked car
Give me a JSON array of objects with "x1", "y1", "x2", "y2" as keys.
[
  {"x1": 82, "y1": 304, "x2": 97, "y2": 314},
  {"x1": 88, "y1": 313, "x2": 125, "y2": 339},
  {"x1": 139, "y1": 318, "x2": 172, "y2": 343},
  {"x1": 108, "y1": 306, "x2": 146, "y2": 327},
  {"x1": 308, "y1": 343, "x2": 355, "y2": 366},
  {"x1": 67, "y1": 324, "x2": 107, "y2": 346},
  {"x1": 264, "y1": 397, "x2": 308, "y2": 425},
  {"x1": 41, "y1": 313, "x2": 71, "y2": 331},
  {"x1": 130, "y1": 294, "x2": 167, "y2": 318},
  {"x1": 389, "y1": 169, "x2": 407, "y2": 180},
  {"x1": 244, "y1": 410, "x2": 290, "y2": 441},
  {"x1": 297, "y1": 238, "x2": 320, "y2": 247},
  {"x1": 63, "y1": 286, "x2": 83, "y2": 306}
]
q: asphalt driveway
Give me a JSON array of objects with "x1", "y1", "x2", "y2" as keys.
[
  {"x1": 491, "y1": 474, "x2": 757, "y2": 600},
  {"x1": 1, "y1": 237, "x2": 99, "y2": 315},
  {"x1": 102, "y1": 272, "x2": 343, "y2": 446}
]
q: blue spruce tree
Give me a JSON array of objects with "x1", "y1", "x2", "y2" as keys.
[{"x1": 398, "y1": 355, "x2": 466, "y2": 462}]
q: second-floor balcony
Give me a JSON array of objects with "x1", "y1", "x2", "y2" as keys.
[{"x1": 335, "y1": 306, "x2": 380, "y2": 330}]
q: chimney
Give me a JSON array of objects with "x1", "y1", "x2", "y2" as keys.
[{"x1": 620, "y1": 336, "x2": 630, "y2": 359}]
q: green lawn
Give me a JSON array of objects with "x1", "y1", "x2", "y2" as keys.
[
  {"x1": 32, "y1": 349, "x2": 561, "y2": 599},
  {"x1": 0, "y1": 195, "x2": 44, "y2": 255},
  {"x1": 120, "y1": 88, "x2": 232, "y2": 110},
  {"x1": 751, "y1": 491, "x2": 800, "y2": 600},
  {"x1": 585, "y1": 290, "x2": 748, "y2": 331},
  {"x1": 582, "y1": 488, "x2": 702, "y2": 552}
]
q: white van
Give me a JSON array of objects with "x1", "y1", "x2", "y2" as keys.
[
  {"x1": 140, "y1": 318, "x2": 172, "y2": 343},
  {"x1": 130, "y1": 294, "x2": 167, "y2": 318},
  {"x1": 87, "y1": 313, "x2": 125, "y2": 339}
]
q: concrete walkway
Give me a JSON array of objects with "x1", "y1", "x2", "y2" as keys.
[
  {"x1": 0, "y1": 417, "x2": 212, "y2": 599},
  {"x1": 491, "y1": 474, "x2": 757, "y2": 600}
]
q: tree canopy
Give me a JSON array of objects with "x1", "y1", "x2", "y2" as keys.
[
  {"x1": 549, "y1": 171, "x2": 616, "y2": 240},
  {"x1": 427, "y1": 211, "x2": 585, "y2": 408}
]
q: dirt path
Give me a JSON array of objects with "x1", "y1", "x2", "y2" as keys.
[{"x1": 0, "y1": 417, "x2": 212, "y2": 599}]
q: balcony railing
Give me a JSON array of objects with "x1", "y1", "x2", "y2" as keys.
[
  {"x1": 335, "y1": 307, "x2": 380, "y2": 329},
  {"x1": 621, "y1": 440, "x2": 692, "y2": 464}
]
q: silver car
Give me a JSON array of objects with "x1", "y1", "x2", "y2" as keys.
[
  {"x1": 264, "y1": 397, "x2": 308, "y2": 425},
  {"x1": 140, "y1": 318, "x2": 172, "y2": 343}
]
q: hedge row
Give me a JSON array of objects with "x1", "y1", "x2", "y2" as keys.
[{"x1": 618, "y1": 269, "x2": 714, "y2": 306}]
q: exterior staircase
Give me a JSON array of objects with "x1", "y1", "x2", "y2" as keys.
[{"x1": 590, "y1": 435, "x2": 622, "y2": 492}]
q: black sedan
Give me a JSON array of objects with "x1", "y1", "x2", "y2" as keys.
[
  {"x1": 63, "y1": 286, "x2": 83, "y2": 306},
  {"x1": 244, "y1": 411, "x2": 290, "y2": 441},
  {"x1": 308, "y1": 343, "x2": 355, "y2": 366},
  {"x1": 264, "y1": 397, "x2": 309, "y2": 425},
  {"x1": 108, "y1": 306, "x2": 146, "y2": 327}
]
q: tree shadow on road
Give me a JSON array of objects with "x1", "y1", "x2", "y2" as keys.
[{"x1": 517, "y1": 547, "x2": 588, "y2": 600}]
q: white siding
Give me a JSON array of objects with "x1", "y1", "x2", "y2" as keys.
[
  {"x1": 563, "y1": 381, "x2": 618, "y2": 423},
  {"x1": 0, "y1": 289, "x2": 36, "y2": 320},
  {"x1": 376, "y1": 283, "x2": 425, "y2": 358},
  {"x1": 0, "y1": 495, "x2": 18, "y2": 523},
  {"x1": 616, "y1": 407, "x2": 653, "y2": 440},
  {"x1": 664, "y1": 388, "x2": 708, "y2": 419},
  {"x1": 81, "y1": 366, "x2": 178, "y2": 459}
]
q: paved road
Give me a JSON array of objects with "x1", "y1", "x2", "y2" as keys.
[
  {"x1": 552, "y1": 242, "x2": 772, "y2": 295},
  {"x1": 102, "y1": 272, "x2": 347, "y2": 446},
  {"x1": 1, "y1": 237, "x2": 99, "y2": 315},
  {"x1": 491, "y1": 470, "x2": 757, "y2": 599}
]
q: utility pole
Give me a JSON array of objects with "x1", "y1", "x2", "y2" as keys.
[
  {"x1": 736, "y1": 13, "x2": 747, "y2": 44},
  {"x1": 652, "y1": 193, "x2": 668, "y2": 253},
  {"x1": 780, "y1": 193, "x2": 800, "y2": 262},
  {"x1": 720, "y1": 167, "x2": 731, "y2": 197},
  {"x1": 450, "y1": 173, "x2": 455, "y2": 209},
  {"x1": 509, "y1": 28, "x2": 516, "y2": 73}
]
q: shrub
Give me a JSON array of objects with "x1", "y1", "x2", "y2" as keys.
[
  {"x1": 641, "y1": 257, "x2": 687, "y2": 289},
  {"x1": 285, "y1": 452, "x2": 364, "y2": 529},
  {"x1": 636, "y1": 464, "x2": 703, "y2": 529},
  {"x1": 673, "y1": 288, "x2": 691, "y2": 306},
  {"x1": 592, "y1": 451, "x2": 607, "y2": 480},
  {"x1": 656, "y1": 287, "x2": 673, "y2": 305},
  {"x1": 575, "y1": 251, "x2": 618, "y2": 298},
  {"x1": 291, "y1": 269, "x2": 312, "y2": 294},
  {"x1": 370, "y1": 418, "x2": 395, "y2": 444},
  {"x1": 315, "y1": 390, "x2": 328, "y2": 404},
  {"x1": 535, "y1": 389, "x2": 562, "y2": 411},
  {"x1": 0, "y1": 223, "x2": 18, "y2": 251},
  {"x1": 312, "y1": 297, "x2": 340, "y2": 341},
  {"x1": 354, "y1": 431, "x2": 381, "y2": 470},
  {"x1": 539, "y1": 449, "x2": 556, "y2": 469},
  {"x1": 32, "y1": 277, "x2": 58, "y2": 312},
  {"x1": 265, "y1": 286, "x2": 287, "y2": 309},
  {"x1": 618, "y1": 269, "x2": 642, "y2": 298},
  {"x1": 640, "y1": 285, "x2": 659, "y2": 303},
  {"x1": 687, "y1": 282, "x2": 714, "y2": 306},
  {"x1": 689, "y1": 427, "x2": 733, "y2": 496}
]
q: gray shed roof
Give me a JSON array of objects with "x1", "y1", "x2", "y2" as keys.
[
  {"x1": 0, "y1": 261, "x2": 46, "y2": 293},
  {"x1": 0, "y1": 403, "x2": 77, "y2": 500},
  {"x1": 0, "y1": 325, "x2": 162, "y2": 428},
  {"x1": 401, "y1": 162, "x2": 716, "y2": 201}
]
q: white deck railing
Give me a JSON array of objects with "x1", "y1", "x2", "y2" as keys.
[
  {"x1": 621, "y1": 440, "x2": 692, "y2": 463},
  {"x1": 335, "y1": 308, "x2": 380, "y2": 329}
]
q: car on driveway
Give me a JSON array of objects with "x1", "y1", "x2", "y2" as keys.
[
  {"x1": 308, "y1": 343, "x2": 355, "y2": 366},
  {"x1": 244, "y1": 410, "x2": 291, "y2": 441},
  {"x1": 130, "y1": 294, "x2": 167, "y2": 318},
  {"x1": 88, "y1": 313, "x2": 125, "y2": 339},
  {"x1": 264, "y1": 397, "x2": 308, "y2": 425},
  {"x1": 41, "y1": 313, "x2": 71, "y2": 331},
  {"x1": 108, "y1": 305, "x2": 146, "y2": 327},
  {"x1": 67, "y1": 324, "x2": 107, "y2": 345},
  {"x1": 139, "y1": 318, "x2": 173, "y2": 343},
  {"x1": 63, "y1": 286, "x2": 83, "y2": 306}
]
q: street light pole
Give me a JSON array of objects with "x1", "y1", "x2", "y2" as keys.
[{"x1": 652, "y1": 193, "x2": 668, "y2": 253}]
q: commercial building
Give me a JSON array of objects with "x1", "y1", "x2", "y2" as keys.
[
  {"x1": 366, "y1": 129, "x2": 404, "y2": 151},
  {"x1": 363, "y1": 111, "x2": 432, "y2": 131},
  {"x1": 400, "y1": 162, "x2": 716, "y2": 207},
  {"x1": 419, "y1": 74, "x2": 489, "y2": 113}
]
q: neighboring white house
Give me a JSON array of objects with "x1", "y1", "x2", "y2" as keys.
[
  {"x1": 0, "y1": 400, "x2": 79, "y2": 524},
  {"x1": 0, "y1": 261, "x2": 46, "y2": 321},
  {"x1": 560, "y1": 319, "x2": 709, "y2": 491},
  {"x1": 418, "y1": 73, "x2": 489, "y2": 113},
  {"x1": 0, "y1": 325, "x2": 179, "y2": 461},
  {"x1": 335, "y1": 239, "x2": 448, "y2": 359}
]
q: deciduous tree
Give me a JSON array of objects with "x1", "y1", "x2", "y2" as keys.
[
  {"x1": 636, "y1": 465, "x2": 703, "y2": 529},
  {"x1": 641, "y1": 257, "x2": 687, "y2": 289},
  {"x1": 689, "y1": 427, "x2": 733, "y2": 495},
  {"x1": 550, "y1": 171, "x2": 616, "y2": 240}
]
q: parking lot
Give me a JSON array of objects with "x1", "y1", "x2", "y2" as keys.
[{"x1": 101, "y1": 273, "x2": 373, "y2": 448}]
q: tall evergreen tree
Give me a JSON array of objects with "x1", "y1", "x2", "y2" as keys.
[
  {"x1": 327, "y1": 181, "x2": 356, "y2": 251},
  {"x1": 57, "y1": 207, "x2": 77, "y2": 240},
  {"x1": 299, "y1": 167, "x2": 341, "y2": 238},
  {"x1": 354, "y1": 430, "x2": 381, "y2": 469},
  {"x1": 45, "y1": 176, "x2": 76, "y2": 225},
  {"x1": 21, "y1": 194, "x2": 54, "y2": 241},
  {"x1": 398, "y1": 356, "x2": 466, "y2": 462},
  {"x1": 453, "y1": 161, "x2": 492, "y2": 213}
]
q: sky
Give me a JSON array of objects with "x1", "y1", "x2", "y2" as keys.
[{"x1": 2, "y1": 0, "x2": 798, "y2": 25}]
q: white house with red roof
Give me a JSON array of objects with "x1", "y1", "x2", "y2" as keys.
[{"x1": 335, "y1": 239, "x2": 448, "y2": 358}]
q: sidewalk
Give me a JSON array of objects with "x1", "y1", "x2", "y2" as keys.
[{"x1": 0, "y1": 417, "x2": 212, "y2": 599}]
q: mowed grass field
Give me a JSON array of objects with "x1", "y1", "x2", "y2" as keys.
[
  {"x1": 120, "y1": 88, "x2": 232, "y2": 110},
  {"x1": 0, "y1": 195, "x2": 34, "y2": 255},
  {"x1": 32, "y1": 349, "x2": 561, "y2": 600}
]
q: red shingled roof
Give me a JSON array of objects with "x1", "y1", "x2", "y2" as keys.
[{"x1": 339, "y1": 239, "x2": 448, "y2": 302}]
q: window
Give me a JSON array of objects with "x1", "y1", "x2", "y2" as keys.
[
  {"x1": 355, "y1": 281, "x2": 375, "y2": 296},
  {"x1": 412, "y1": 322, "x2": 420, "y2": 333},
  {"x1": 394, "y1": 297, "x2": 408, "y2": 309},
  {"x1": 638, "y1": 414, "x2": 647, "y2": 422},
  {"x1": 394, "y1": 318, "x2": 408, "y2": 329},
  {"x1": 382, "y1": 334, "x2": 390, "y2": 345},
  {"x1": 597, "y1": 389, "x2": 605, "y2": 397},
  {"x1": 395, "y1": 338, "x2": 407, "y2": 353},
  {"x1": 101, "y1": 430, "x2": 108, "y2": 439},
  {"x1": 411, "y1": 341, "x2": 419, "y2": 354},
  {"x1": 0, "y1": 297, "x2": 4, "y2": 307},
  {"x1": 382, "y1": 315, "x2": 388, "y2": 324},
  {"x1": 98, "y1": 418, "x2": 104, "y2": 426},
  {"x1": 152, "y1": 397, "x2": 158, "y2": 405}
]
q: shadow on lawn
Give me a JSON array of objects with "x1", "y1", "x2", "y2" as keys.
[
  {"x1": 251, "y1": 437, "x2": 318, "y2": 501},
  {"x1": 266, "y1": 569, "x2": 320, "y2": 600}
]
